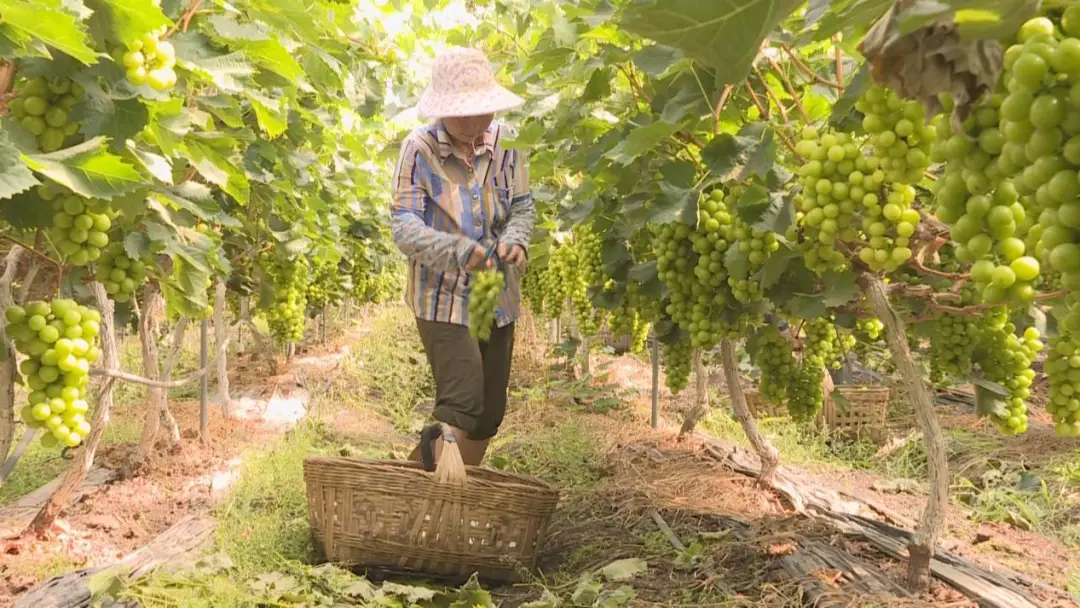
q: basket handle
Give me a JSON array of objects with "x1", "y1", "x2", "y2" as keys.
[{"x1": 419, "y1": 423, "x2": 442, "y2": 472}]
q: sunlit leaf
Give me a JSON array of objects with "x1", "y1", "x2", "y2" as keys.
[
  {"x1": 22, "y1": 137, "x2": 144, "y2": 200},
  {"x1": 0, "y1": 0, "x2": 99, "y2": 64},
  {"x1": 621, "y1": 0, "x2": 803, "y2": 86}
]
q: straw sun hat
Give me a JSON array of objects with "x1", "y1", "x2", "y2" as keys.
[{"x1": 417, "y1": 47, "x2": 524, "y2": 119}]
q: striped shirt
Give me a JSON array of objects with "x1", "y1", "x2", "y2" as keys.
[{"x1": 390, "y1": 120, "x2": 535, "y2": 328}]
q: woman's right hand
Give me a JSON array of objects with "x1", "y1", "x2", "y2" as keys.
[{"x1": 464, "y1": 244, "x2": 493, "y2": 271}]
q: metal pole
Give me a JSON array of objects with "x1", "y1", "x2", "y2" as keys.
[
  {"x1": 651, "y1": 333, "x2": 660, "y2": 429},
  {"x1": 199, "y1": 318, "x2": 208, "y2": 439}
]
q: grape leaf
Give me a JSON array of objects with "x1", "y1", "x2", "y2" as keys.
[
  {"x1": 0, "y1": 0, "x2": 99, "y2": 65},
  {"x1": 702, "y1": 123, "x2": 776, "y2": 182},
  {"x1": 605, "y1": 121, "x2": 679, "y2": 165},
  {"x1": 0, "y1": 132, "x2": 40, "y2": 199},
  {"x1": 649, "y1": 182, "x2": 697, "y2": 225},
  {"x1": 633, "y1": 44, "x2": 683, "y2": 77},
  {"x1": 77, "y1": 81, "x2": 150, "y2": 148},
  {"x1": 171, "y1": 31, "x2": 254, "y2": 93},
  {"x1": 126, "y1": 141, "x2": 173, "y2": 183},
  {"x1": 183, "y1": 134, "x2": 250, "y2": 204},
  {"x1": 21, "y1": 137, "x2": 145, "y2": 200},
  {"x1": 620, "y1": 0, "x2": 802, "y2": 86},
  {"x1": 247, "y1": 91, "x2": 287, "y2": 139},
  {"x1": 95, "y1": 0, "x2": 172, "y2": 47},
  {"x1": 235, "y1": 38, "x2": 306, "y2": 84},
  {"x1": 821, "y1": 269, "x2": 859, "y2": 307},
  {"x1": 760, "y1": 242, "x2": 798, "y2": 290},
  {"x1": 0, "y1": 189, "x2": 53, "y2": 229},
  {"x1": 974, "y1": 383, "x2": 1009, "y2": 419},
  {"x1": 599, "y1": 558, "x2": 647, "y2": 581},
  {"x1": 896, "y1": 0, "x2": 1038, "y2": 40},
  {"x1": 206, "y1": 14, "x2": 270, "y2": 41}
]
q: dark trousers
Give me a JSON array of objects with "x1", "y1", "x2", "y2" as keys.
[{"x1": 415, "y1": 318, "x2": 515, "y2": 440}]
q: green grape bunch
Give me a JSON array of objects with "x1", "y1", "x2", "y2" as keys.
[
  {"x1": 39, "y1": 185, "x2": 114, "y2": 267},
  {"x1": 307, "y1": 258, "x2": 347, "y2": 311},
  {"x1": 787, "y1": 360, "x2": 825, "y2": 422},
  {"x1": 7, "y1": 76, "x2": 83, "y2": 152},
  {"x1": 728, "y1": 220, "x2": 779, "y2": 303},
  {"x1": 856, "y1": 183, "x2": 922, "y2": 273},
  {"x1": 802, "y1": 317, "x2": 846, "y2": 370},
  {"x1": 974, "y1": 307, "x2": 1042, "y2": 435},
  {"x1": 793, "y1": 127, "x2": 879, "y2": 272},
  {"x1": 261, "y1": 254, "x2": 310, "y2": 344},
  {"x1": 661, "y1": 335, "x2": 693, "y2": 393},
  {"x1": 856, "y1": 85, "x2": 936, "y2": 184},
  {"x1": 5, "y1": 300, "x2": 101, "y2": 449},
  {"x1": 468, "y1": 269, "x2": 505, "y2": 342},
  {"x1": 753, "y1": 324, "x2": 796, "y2": 404},
  {"x1": 95, "y1": 243, "x2": 147, "y2": 303},
  {"x1": 1046, "y1": 300, "x2": 1080, "y2": 436},
  {"x1": 118, "y1": 28, "x2": 178, "y2": 91}
]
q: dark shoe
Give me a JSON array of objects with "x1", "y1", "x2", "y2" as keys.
[{"x1": 419, "y1": 423, "x2": 442, "y2": 472}]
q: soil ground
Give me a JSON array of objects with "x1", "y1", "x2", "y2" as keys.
[{"x1": 1, "y1": 305, "x2": 1078, "y2": 607}]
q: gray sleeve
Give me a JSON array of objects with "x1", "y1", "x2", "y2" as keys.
[
  {"x1": 390, "y1": 137, "x2": 476, "y2": 271},
  {"x1": 498, "y1": 148, "x2": 535, "y2": 251}
]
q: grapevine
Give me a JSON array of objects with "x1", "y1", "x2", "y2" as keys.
[
  {"x1": 5, "y1": 300, "x2": 100, "y2": 448},
  {"x1": 468, "y1": 269, "x2": 505, "y2": 342},
  {"x1": 307, "y1": 258, "x2": 347, "y2": 311},
  {"x1": 787, "y1": 359, "x2": 825, "y2": 422}
]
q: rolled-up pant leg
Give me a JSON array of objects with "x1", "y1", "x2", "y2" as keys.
[{"x1": 414, "y1": 318, "x2": 515, "y2": 440}]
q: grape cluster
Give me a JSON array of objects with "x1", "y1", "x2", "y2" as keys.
[
  {"x1": 802, "y1": 317, "x2": 846, "y2": 370},
  {"x1": 307, "y1": 258, "x2": 347, "y2": 311},
  {"x1": 787, "y1": 360, "x2": 825, "y2": 422},
  {"x1": 39, "y1": 185, "x2": 113, "y2": 266},
  {"x1": 262, "y1": 255, "x2": 309, "y2": 344},
  {"x1": 857, "y1": 318, "x2": 884, "y2": 340},
  {"x1": 974, "y1": 307, "x2": 1042, "y2": 435},
  {"x1": 8, "y1": 76, "x2": 83, "y2": 152},
  {"x1": 468, "y1": 269, "x2": 505, "y2": 341},
  {"x1": 753, "y1": 324, "x2": 795, "y2": 404},
  {"x1": 538, "y1": 245, "x2": 571, "y2": 319},
  {"x1": 522, "y1": 268, "x2": 546, "y2": 316},
  {"x1": 96, "y1": 243, "x2": 147, "y2": 303},
  {"x1": 793, "y1": 127, "x2": 867, "y2": 272},
  {"x1": 607, "y1": 281, "x2": 654, "y2": 355},
  {"x1": 928, "y1": 312, "x2": 979, "y2": 380},
  {"x1": 657, "y1": 190, "x2": 743, "y2": 349},
  {"x1": 5, "y1": 300, "x2": 101, "y2": 448},
  {"x1": 661, "y1": 336, "x2": 693, "y2": 393},
  {"x1": 729, "y1": 220, "x2": 779, "y2": 303},
  {"x1": 119, "y1": 28, "x2": 177, "y2": 91},
  {"x1": 856, "y1": 85, "x2": 936, "y2": 184},
  {"x1": 1045, "y1": 301, "x2": 1080, "y2": 435},
  {"x1": 856, "y1": 183, "x2": 922, "y2": 273}
]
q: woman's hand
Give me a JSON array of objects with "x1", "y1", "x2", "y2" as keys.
[
  {"x1": 498, "y1": 243, "x2": 527, "y2": 272},
  {"x1": 465, "y1": 244, "x2": 493, "y2": 271}
]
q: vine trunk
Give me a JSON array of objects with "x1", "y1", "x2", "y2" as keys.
[
  {"x1": 862, "y1": 273, "x2": 948, "y2": 592},
  {"x1": 719, "y1": 338, "x2": 780, "y2": 486}
]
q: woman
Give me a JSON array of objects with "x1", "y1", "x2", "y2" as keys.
[{"x1": 390, "y1": 47, "x2": 535, "y2": 467}]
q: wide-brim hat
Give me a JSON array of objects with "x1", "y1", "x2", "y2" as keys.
[{"x1": 417, "y1": 47, "x2": 524, "y2": 119}]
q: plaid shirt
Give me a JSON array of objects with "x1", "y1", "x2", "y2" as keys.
[{"x1": 391, "y1": 120, "x2": 535, "y2": 328}]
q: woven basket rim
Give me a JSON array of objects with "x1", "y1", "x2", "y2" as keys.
[{"x1": 303, "y1": 455, "x2": 559, "y2": 493}]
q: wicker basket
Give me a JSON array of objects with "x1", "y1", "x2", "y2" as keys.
[
  {"x1": 823, "y1": 386, "x2": 890, "y2": 430},
  {"x1": 303, "y1": 457, "x2": 560, "y2": 583},
  {"x1": 743, "y1": 388, "x2": 788, "y2": 418}
]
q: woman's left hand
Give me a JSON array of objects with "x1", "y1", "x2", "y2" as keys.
[{"x1": 498, "y1": 243, "x2": 527, "y2": 272}]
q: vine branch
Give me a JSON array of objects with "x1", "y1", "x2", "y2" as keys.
[
  {"x1": 751, "y1": 66, "x2": 789, "y2": 123},
  {"x1": 90, "y1": 320, "x2": 241, "y2": 388},
  {"x1": 778, "y1": 45, "x2": 843, "y2": 90},
  {"x1": 764, "y1": 55, "x2": 810, "y2": 123}
]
